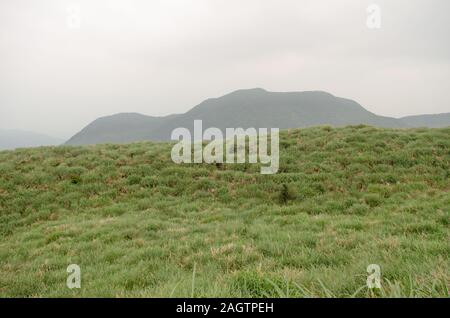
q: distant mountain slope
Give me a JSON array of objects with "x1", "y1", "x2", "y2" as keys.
[
  {"x1": 400, "y1": 113, "x2": 450, "y2": 128},
  {"x1": 65, "y1": 113, "x2": 170, "y2": 145},
  {"x1": 0, "y1": 130, "x2": 63, "y2": 150},
  {"x1": 146, "y1": 89, "x2": 406, "y2": 141},
  {"x1": 65, "y1": 88, "x2": 450, "y2": 145}
]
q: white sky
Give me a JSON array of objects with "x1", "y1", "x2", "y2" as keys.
[{"x1": 1, "y1": 0, "x2": 449, "y2": 138}]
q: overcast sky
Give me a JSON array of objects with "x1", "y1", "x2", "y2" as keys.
[{"x1": 1, "y1": 0, "x2": 449, "y2": 138}]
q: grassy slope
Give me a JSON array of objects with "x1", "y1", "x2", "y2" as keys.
[{"x1": 0, "y1": 126, "x2": 448, "y2": 297}]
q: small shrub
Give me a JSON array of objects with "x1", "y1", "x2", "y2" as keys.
[
  {"x1": 70, "y1": 174, "x2": 81, "y2": 184},
  {"x1": 279, "y1": 183, "x2": 296, "y2": 204},
  {"x1": 127, "y1": 175, "x2": 141, "y2": 185},
  {"x1": 141, "y1": 176, "x2": 158, "y2": 188},
  {"x1": 364, "y1": 194, "x2": 382, "y2": 207}
]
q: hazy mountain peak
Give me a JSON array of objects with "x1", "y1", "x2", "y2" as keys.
[
  {"x1": 228, "y1": 87, "x2": 268, "y2": 95},
  {"x1": 65, "y1": 89, "x2": 450, "y2": 146}
]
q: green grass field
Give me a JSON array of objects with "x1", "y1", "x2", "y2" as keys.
[{"x1": 0, "y1": 126, "x2": 448, "y2": 297}]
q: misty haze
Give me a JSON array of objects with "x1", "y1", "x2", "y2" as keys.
[{"x1": 1, "y1": 0, "x2": 449, "y2": 145}]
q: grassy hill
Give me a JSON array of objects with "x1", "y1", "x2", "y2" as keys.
[{"x1": 0, "y1": 126, "x2": 449, "y2": 297}]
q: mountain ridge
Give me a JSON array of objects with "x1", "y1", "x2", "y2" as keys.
[{"x1": 65, "y1": 88, "x2": 450, "y2": 145}]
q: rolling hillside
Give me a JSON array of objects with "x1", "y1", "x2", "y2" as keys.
[{"x1": 1, "y1": 126, "x2": 449, "y2": 297}]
